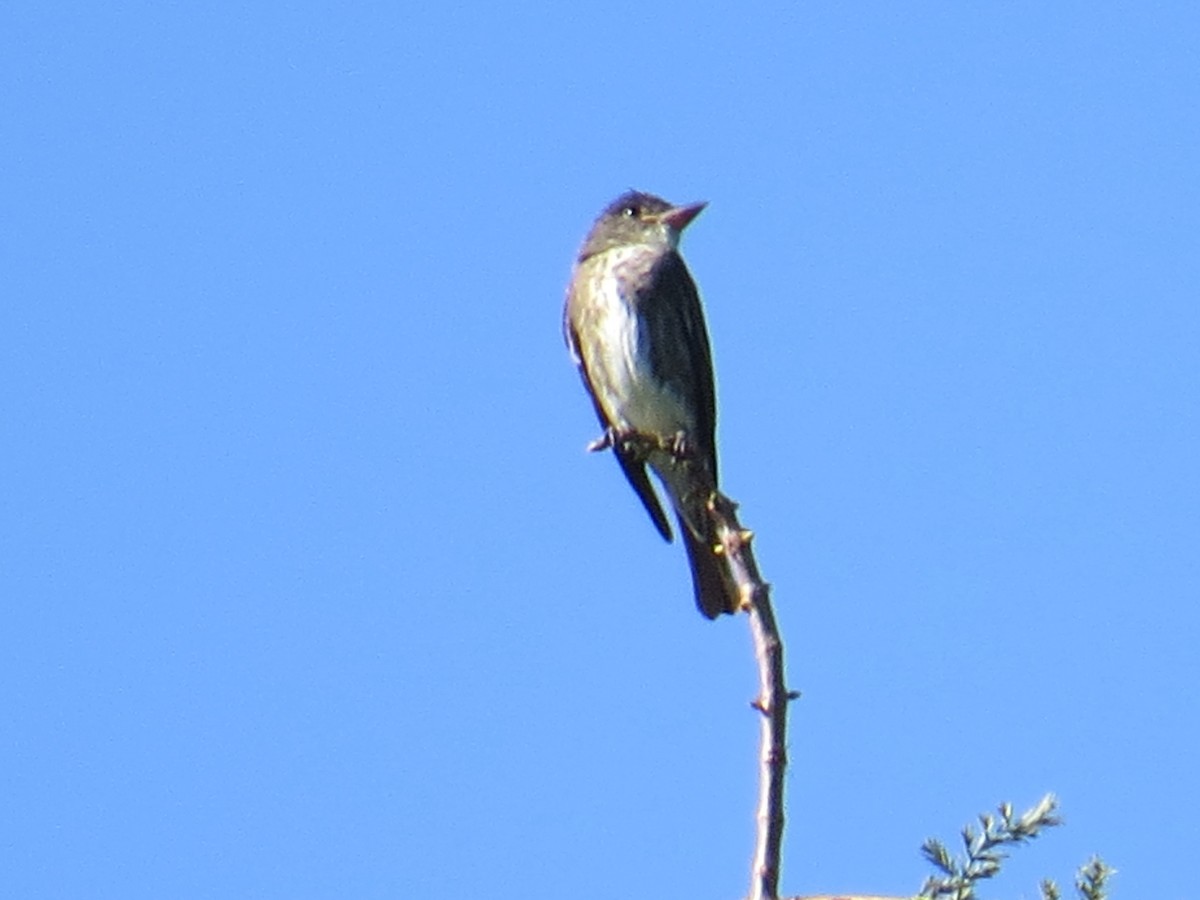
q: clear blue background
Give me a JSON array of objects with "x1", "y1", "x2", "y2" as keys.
[{"x1": 4, "y1": 3, "x2": 1196, "y2": 898}]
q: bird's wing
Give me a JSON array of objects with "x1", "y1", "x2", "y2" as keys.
[{"x1": 639, "y1": 251, "x2": 718, "y2": 480}]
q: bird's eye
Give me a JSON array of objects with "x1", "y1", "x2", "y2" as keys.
[{"x1": 622, "y1": 205, "x2": 638, "y2": 218}]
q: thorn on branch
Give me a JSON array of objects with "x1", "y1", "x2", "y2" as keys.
[{"x1": 738, "y1": 586, "x2": 755, "y2": 613}]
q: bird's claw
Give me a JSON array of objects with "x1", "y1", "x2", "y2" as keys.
[
  {"x1": 586, "y1": 429, "x2": 615, "y2": 452},
  {"x1": 587, "y1": 426, "x2": 636, "y2": 453},
  {"x1": 652, "y1": 430, "x2": 697, "y2": 462},
  {"x1": 589, "y1": 428, "x2": 697, "y2": 464}
]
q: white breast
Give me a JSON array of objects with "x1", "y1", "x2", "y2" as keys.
[{"x1": 587, "y1": 246, "x2": 692, "y2": 438}]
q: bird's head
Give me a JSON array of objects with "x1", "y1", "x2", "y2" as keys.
[{"x1": 578, "y1": 190, "x2": 707, "y2": 260}]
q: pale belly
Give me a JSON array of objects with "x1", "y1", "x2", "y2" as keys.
[{"x1": 585, "y1": 258, "x2": 693, "y2": 439}]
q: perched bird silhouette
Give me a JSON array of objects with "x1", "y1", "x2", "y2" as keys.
[{"x1": 564, "y1": 190, "x2": 736, "y2": 618}]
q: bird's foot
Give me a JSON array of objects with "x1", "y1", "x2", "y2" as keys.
[
  {"x1": 587, "y1": 425, "x2": 638, "y2": 453},
  {"x1": 665, "y1": 430, "x2": 695, "y2": 461},
  {"x1": 592, "y1": 428, "x2": 699, "y2": 464},
  {"x1": 586, "y1": 427, "x2": 616, "y2": 452}
]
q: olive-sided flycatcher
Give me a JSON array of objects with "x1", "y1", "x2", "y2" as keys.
[{"x1": 564, "y1": 190, "x2": 736, "y2": 619}]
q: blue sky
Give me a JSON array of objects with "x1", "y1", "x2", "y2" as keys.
[{"x1": 4, "y1": 3, "x2": 1197, "y2": 898}]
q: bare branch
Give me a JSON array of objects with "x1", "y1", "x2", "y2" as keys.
[
  {"x1": 619, "y1": 431, "x2": 795, "y2": 900},
  {"x1": 707, "y1": 490, "x2": 794, "y2": 900}
]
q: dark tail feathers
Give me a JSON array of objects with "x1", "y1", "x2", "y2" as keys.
[{"x1": 680, "y1": 518, "x2": 738, "y2": 619}]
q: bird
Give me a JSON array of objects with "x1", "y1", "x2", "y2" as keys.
[{"x1": 563, "y1": 190, "x2": 737, "y2": 619}]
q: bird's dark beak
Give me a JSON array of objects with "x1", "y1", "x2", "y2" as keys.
[{"x1": 654, "y1": 201, "x2": 707, "y2": 232}]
